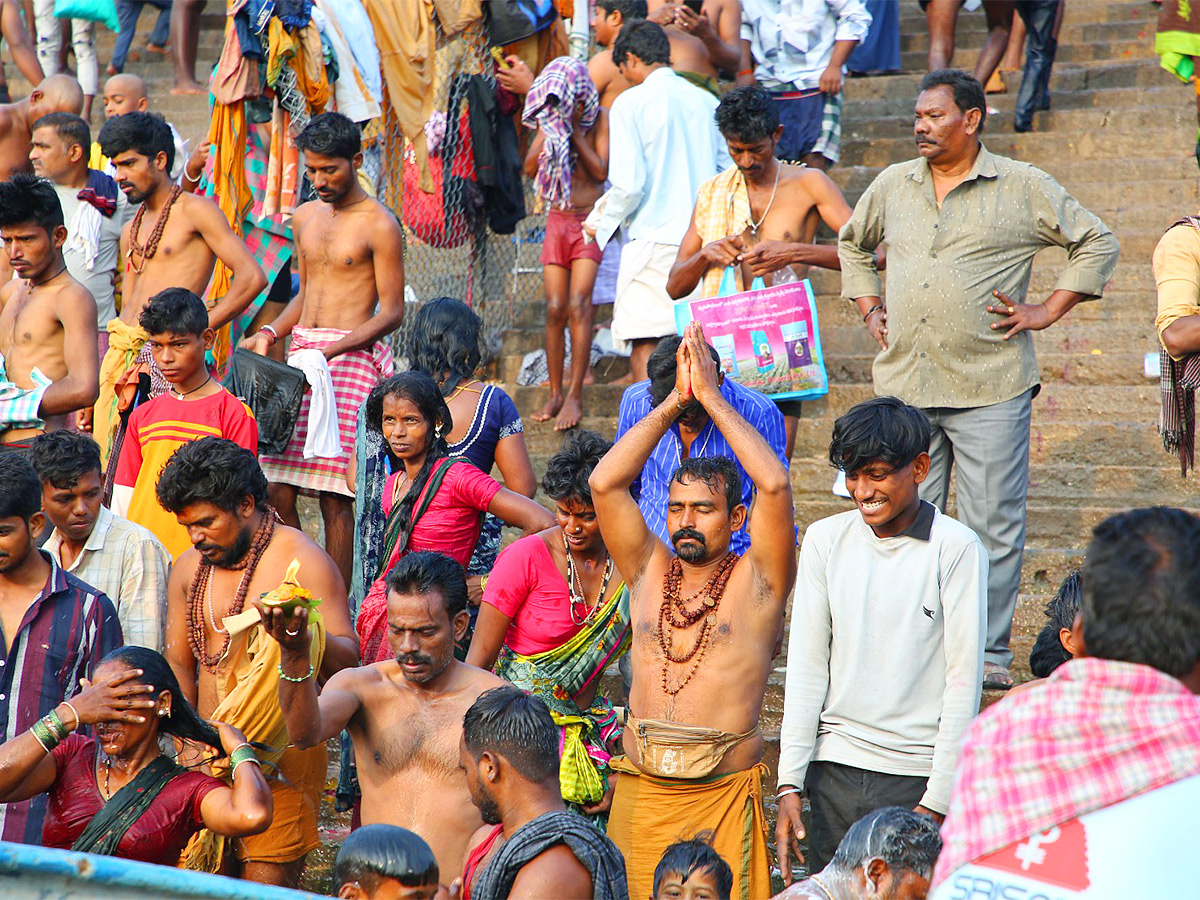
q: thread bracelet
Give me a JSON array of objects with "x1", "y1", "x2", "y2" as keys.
[{"x1": 277, "y1": 661, "x2": 315, "y2": 683}]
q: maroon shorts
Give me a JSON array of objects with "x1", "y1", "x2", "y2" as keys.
[{"x1": 540, "y1": 207, "x2": 603, "y2": 267}]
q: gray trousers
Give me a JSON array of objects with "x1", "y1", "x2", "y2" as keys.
[{"x1": 919, "y1": 389, "x2": 1033, "y2": 668}]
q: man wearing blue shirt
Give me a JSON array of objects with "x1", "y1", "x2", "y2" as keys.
[{"x1": 615, "y1": 335, "x2": 788, "y2": 554}]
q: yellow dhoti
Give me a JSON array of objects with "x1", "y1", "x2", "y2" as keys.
[
  {"x1": 95, "y1": 320, "x2": 148, "y2": 469},
  {"x1": 183, "y1": 605, "x2": 327, "y2": 872},
  {"x1": 607, "y1": 756, "x2": 770, "y2": 900}
]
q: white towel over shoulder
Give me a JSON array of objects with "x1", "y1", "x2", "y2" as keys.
[{"x1": 288, "y1": 348, "x2": 342, "y2": 459}]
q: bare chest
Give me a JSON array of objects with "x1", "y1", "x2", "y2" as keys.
[
  {"x1": 127, "y1": 214, "x2": 213, "y2": 298},
  {"x1": 298, "y1": 219, "x2": 373, "y2": 280},
  {"x1": 0, "y1": 289, "x2": 61, "y2": 356},
  {"x1": 354, "y1": 697, "x2": 466, "y2": 782}
]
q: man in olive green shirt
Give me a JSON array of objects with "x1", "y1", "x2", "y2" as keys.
[{"x1": 838, "y1": 69, "x2": 1119, "y2": 687}]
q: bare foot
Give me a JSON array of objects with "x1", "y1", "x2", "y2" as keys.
[
  {"x1": 146, "y1": 42, "x2": 170, "y2": 55},
  {"x1": 554, "y1": 396, "x2": 582, "y2": 431},
  {"x1": 172, "y1": 80, "x2": 207, "y2": 95},
  {"x1": 582, "y1": 367, "x2": 595, "y2": 386},
  {"x1": 106, "y1": 63, "x2": 119, "y2": 76},
  {"x1": 530, "y1": 394, "x2": 563, "y2": 423},
  {"x1": 608, "y1": 372, "x2": 635, "y2": 387}
]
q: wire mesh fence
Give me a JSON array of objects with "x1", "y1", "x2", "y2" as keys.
[{"x1": 364, "y1": 17, "x2": 547, "y2": 370}]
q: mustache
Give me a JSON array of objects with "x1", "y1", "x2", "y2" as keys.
[
  {"x1": 396, "y1": 652, "x2": 433, "y2": 667},
  {"x1": 671, "y1": 528, "x2": 706, "y2": 546}
]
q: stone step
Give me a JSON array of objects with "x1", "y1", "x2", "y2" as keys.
[
  {"x1": 793, "y1": 496, "x2": 1188, "y2": 547},
  {"x1": 789, "y1": 458, "x2": 1192, "y2": 509},
  {"x1": 846, "y1": 83, "x2": 1184, "y2": 122},
  {"x1": 896, "y1": 35, "x2": 1156, "y2": 74},
  {"x1": 897, "y1": 16, "x2": 1154, "y2": 53},
  {"x1": 844, "y1": 103, "x2": 1193, "y2": 144},
  {"x1": 790, "y1": 417, "x2": 1177, "y2": 469},
  {"x1": 842, "y1": 121, "x2": 1194, "y2": 167}
]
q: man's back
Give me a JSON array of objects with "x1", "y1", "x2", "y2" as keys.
[{"x1": 609, "y1": 67, "x2": 730, "y2": 243}]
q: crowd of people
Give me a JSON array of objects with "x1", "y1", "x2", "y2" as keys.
[{"x1": 0, "y1": 1, "x2": 1197, "y2": 899}]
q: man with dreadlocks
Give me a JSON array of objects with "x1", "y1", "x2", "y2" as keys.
[{"x1": 159, "y1": 437, "x2": 357, "y2": 889}]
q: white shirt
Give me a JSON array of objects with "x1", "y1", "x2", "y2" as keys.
[
  {"x1": 52, "y1": 182, "x2": 132, "y2": 330},
  {"x1": 778, "y1": 502, "x2": 986, "y2": 813},
  {"x1": 741, "y1": 0, "x2": 872, "y2": 90},
  {"x1": 594, "y1": 66, "x2": 732, "y2": 248}
]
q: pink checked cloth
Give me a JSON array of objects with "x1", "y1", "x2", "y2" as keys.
[{"x1": 934, "y1": 657, "x2": 1200, "y2": 887}]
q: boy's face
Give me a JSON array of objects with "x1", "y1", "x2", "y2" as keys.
[
  {"x1": 103, "y1": 84, "x2": 148, "y2": 118},
  {"x1": 146, "y1": 329, "x2": 213, "y2": 385},
  {"x1": 655, "y1": 868, "x2": 725, "y2": 900},
  {"x1": 846, "y1": 453, "x2": 929, "y2": 537},
  {"x1": 2, "y1": 220, "x2": 64, "y2": 280}
]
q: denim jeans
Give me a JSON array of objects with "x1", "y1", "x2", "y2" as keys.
[
  {"x1": 1014, "y1": 0, "x2": 1061, "y2": 131},
  {"x1": 111, "y1": 0, "x2": 171, "y2": 72}
]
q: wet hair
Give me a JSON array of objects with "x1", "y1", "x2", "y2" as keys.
[
  {"x1": 714, "y1": 85, "x2": 781, "y2": 144},
  {"x1": 919, "y1": 68, "x2": 987, "y2": 131},
  {"x1": 101, "y1": 646, "x2": 222, "y2": 750},
  {"x1": 596, "y1": 0, "x2": 648, "y2": 18},
  {"x1": 295, "y1": 111, "x2": 361, "y2": 161},
  {"x1": 156, "y1": 437, "x2": 269, "y2": 515},
  {"x1": 612, "y1": 20, "x2": 671, "y2": 67},
  {"x1": 463, "y1": 686, "x2": 560, "y2": 782},
  {"x1": 542, "y1": 430, "x2": 613, "y2": 506},
  {"x1": 0, "y1": 454, "x2": 42, "y2": 521},
  {"x1": 97, "y1": 110, "x2": 175, "y2": 173},
  {"x1": 385, "y1": 551, "x2": 468, "y2": 619},
  {"x1": 671, "y1": 456, "x2": 741, "y2": 515},
  {"x1": 333, "y1": 824, "x2": 439, "y2": 892},
  {"x1": 1081, "y1": 507, "x2": 1200, "y2": 677},
  {"x1": 138, "y1": 287, "x2": 209, "y2": 338},
  {"x1": 31, "y1": 111, "x2": 91, "y2": 152},
  {"x1": 828, "y1": 807, "x2": 942, "y2": 880},
  {"x1": 405, "y1": 297, "x2": 483, "y2": 395},
  {"x1": 365, "y1": 372, "x2": 454, "y2": 559},
  {"x1": 0, "y1": 173, "x2": 65, "y2": 232},
  {"x1": 1029, "y1": 570, "x2": 1081, "y2": 678},
  {"x1": 828, "y1": 396, "x2": 932, "y2": 476},
  {"x1": 647, "y1": 335, "x2": 721, "y2": 407},
  {"x1": 100, "y1": 652, "x2": 223, "y2": 748},
  {"x1": 30, "y1": 431, "x2": 102, "y2": 490},
  {"x1": 652, "y1": 837, "x2": 733, "y2": 900}
]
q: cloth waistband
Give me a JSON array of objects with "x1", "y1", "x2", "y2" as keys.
[
  {"x1": 772, "y1": 88, "x2": 824, "y2": 101},
  {"x1": 626, "y1": 714, "x2": 760, "y2": 780}
]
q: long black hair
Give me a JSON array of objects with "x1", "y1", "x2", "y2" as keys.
[
  {"x1": 365, "y1": 372, "x2": 455, "y2": 561},
  {"x1": 405, "y1": 297, "x2": 483, "y2": 396},
  {"x1": 101, "y1": 646, "x2": 221, "y2": 751}
]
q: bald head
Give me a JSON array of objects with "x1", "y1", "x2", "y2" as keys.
[
  {"x1": 103, "y1": 74, "x2": 149, "y2": 118},
  {"x1": 30, "y1": 75, "x2": 84, "y2": 118}
]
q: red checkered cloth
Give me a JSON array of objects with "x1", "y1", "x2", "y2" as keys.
[
  {"x1": 259, "y1": 327, "x2": 394, "y2": 497},
  {"x1": 933, "y1": 657, "x2": 1200, "y2": 887}
]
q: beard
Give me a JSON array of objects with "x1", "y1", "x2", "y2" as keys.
[
  {"x1": 196, "y1": 524, "x2": 253, "y2": 569},
  {"x1": 671, "y1": 527, "x2": 708, "y2": 563},
  {"x1": 475, "y1": 784, "x2": 502, "y2": 825}
]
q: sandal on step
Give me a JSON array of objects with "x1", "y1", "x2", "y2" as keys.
[{"x1": 983, "y1": 662, "x2": 1014, "y2": 691}]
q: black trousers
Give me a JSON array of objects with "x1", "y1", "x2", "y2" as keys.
[{"x1": 803, "y1": 761, "x2": 928, "y2": 872}]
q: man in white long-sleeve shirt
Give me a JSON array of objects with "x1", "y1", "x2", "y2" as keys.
[
  {"x1": 584, "y1": 20, "x2": 731, "y2": 381},
  {"x1": 775, "y1": 396, "x2": 986, "y2": 883}
]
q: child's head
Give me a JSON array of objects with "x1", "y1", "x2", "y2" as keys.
[
  {"x1": 1029, "y1": 570, "x2": 1082, "y2": 678},
  {"x1": 103, "y1": 73, "x2": 149, "y2": 118},
  {"x1": 139, "y1": 288, "x2": 213, "y2": 387},
  {"x1": 828, "y1": 397, "x2": 932, "y2": 536},
  {"x1": 334, "y1": 824, "x2": 440, "y2": 900},
  {"x1": 652, "y1": 837, "x2": 733, "y2": 900}
]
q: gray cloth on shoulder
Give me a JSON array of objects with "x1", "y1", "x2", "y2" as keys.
[{"x1": 471, "y1": 810, "x2": 630, "y2": 900}]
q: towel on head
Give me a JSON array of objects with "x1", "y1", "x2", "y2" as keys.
[{"x1": 521, "y1": 55, "x2": 599, "y2": 210}]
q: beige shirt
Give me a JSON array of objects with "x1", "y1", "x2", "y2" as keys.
[
  {"x1": 1154, "y1": 221, "x2": 1200, "y2": 361},
  {"x1": 838, "y1": 145, "x2": 1120, "y2": 409}
]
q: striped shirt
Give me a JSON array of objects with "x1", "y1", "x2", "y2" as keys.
[
  {"x1": 0, "y1": 552, "x2": 122, "y2": 844},
  {"x1": 614, "y1": 379, "x2": 788, "y2": 555},
  {"x1": 112, "y1": 389, "x2": 258, "y2": 559}
]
